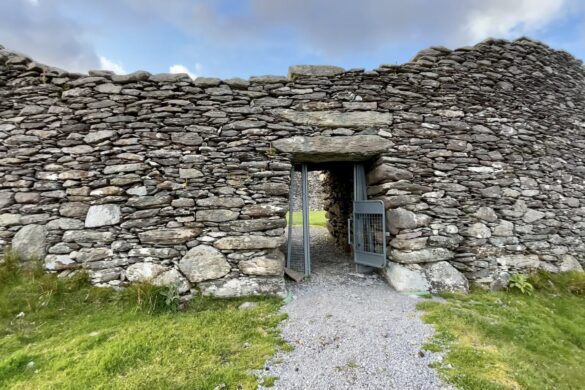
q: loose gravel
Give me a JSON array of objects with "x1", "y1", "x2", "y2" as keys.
[{"x1": 259, "y1": 227, "x2": 448, "y2": 390}]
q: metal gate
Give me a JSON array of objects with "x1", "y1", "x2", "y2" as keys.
[
  {"x1": 353, "y1": 200, "x2": 387, "y2": 268},
  {"x1": 286, "y1": 164, "x2": 310, "y2": 276},
  {"x1": 352, "y1": 164, "x2": 387, "y2": 268},
  {"x1": 286, "y1": 163, "x2": 387, "y2": 276}
]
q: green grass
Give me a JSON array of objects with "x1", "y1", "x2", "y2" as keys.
[
  {"x1": 0, "y1": 251, "x2": 287, "y2": 390},
  {"x1": 286, "y1": 210, "x2": 327, "y2": 227},
  {"x1": 418, "y1": 271, "x2": 585, "y2": 390}
]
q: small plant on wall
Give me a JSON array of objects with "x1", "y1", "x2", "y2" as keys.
[
  {"x1": 265, "y1": 143, "x2": 277, "y2": 158},
  {"x1": 40, "y1": 69, "x2": 47, "y2": 85}
]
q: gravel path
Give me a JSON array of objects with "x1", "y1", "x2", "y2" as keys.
[{"x1": 259, "y1": 227, "x2": 447, "y2": 390}]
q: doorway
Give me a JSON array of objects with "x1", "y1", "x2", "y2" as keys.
[{"x1": 286, "y1": 162, "x2": 387, "y2": 277}]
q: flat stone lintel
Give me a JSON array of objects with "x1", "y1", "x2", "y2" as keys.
[{"x1": 272, "y1": 135, "x2": 392, "y2": 163}]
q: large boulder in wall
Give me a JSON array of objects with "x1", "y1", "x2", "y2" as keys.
[
  {"x1": 382, "y1": 260, "x2": 468, "y2": 293},
  {"x1": 179, "y1": 245, "x2": 231, "y2": 283},
  {"x1": 424, "y1": 261, "x2": 469, "y2": 293},
  {"x1": 386, "y1": 208, "x2": 432, "y2": 235},
  {"x1": 367, "y1": 164, "x2": 414, "y2": 185},
  {"x1": 382, "y1": 262, "x2": 430, "y2": 292},
  {"x1": 126, "y1": 262, "x2": 190, "y2": 293},
  {"x1": 238, "y1": 250, "x2": 285, "y2": 276},
  {"x1": 558, "y1": 255, "x2": 584, "y2": 272},
  {"x1": 126, "y1": 262, "x2": 167, "y2": 282},
  {"x1": 12, "y1": 224, "x2": 47, "y2": 261}
]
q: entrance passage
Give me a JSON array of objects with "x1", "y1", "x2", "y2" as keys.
[{"x1": 286, "y1": 163, "x2": 387, "y2": 277}]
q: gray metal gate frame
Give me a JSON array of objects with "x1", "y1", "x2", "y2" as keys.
[
  {"x1": 287, "y1": 162, "x2": 387, "y2": 276},
  {"x1": 286, "y1": 164, "x2": 311, "y2": 276},
  {"x1": 351, "y1": 164, "x2": 387, "y2": 269}
]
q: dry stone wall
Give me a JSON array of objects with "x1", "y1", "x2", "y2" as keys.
[
  {"x1": 290, "y1": 170, "x2": 325, "y2": 211},
  {"x1": 307, "y1": 171, "x2": 325, "y2": 211},
  {"x1": 1, "y1": 37, "x2": 584, "y2": 296},
  {"x1": 322, "y1": 166, "x2": 354, "y2": 251}
]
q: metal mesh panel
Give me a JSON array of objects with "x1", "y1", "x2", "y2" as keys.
[
  {"x1": 353, "y1": 200, "x2": 387, "y2": 268},
  {"x1": 287, "y1": 166, "x2": 308, "y2": 274},
  {"x1": 355, "y1": 213, "x2": 385, "y2": 254}
]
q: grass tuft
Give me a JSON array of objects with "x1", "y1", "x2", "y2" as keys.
[
  {"x1": 529, "y1": 270, "x2": 585, "y2": 296},
  {"x1": 0, "y1": 250, "x2": 287, "y2": 389},
  {"x1": 261, "y1": 375, "x2": 278, "y2": 387},
  {"x1": 0, "y1": 249, "x2": 28, "y2": 286}
]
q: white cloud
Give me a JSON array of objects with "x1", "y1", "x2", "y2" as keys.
[
  {"x1": 179, "y1": 0, "x2": 576, "y2": 53},
  {"x1": 2, "y1": 0, "x2": 582, "y2": 74},
  {"x1": 0, "y1": 0, "x2": 100, "y2": 72},
  {"x1": 169, "y1": 63, "x2": 202, "y2": 79},
  {"x1": 99, "y1": 56, "x2": 126, "y2": 74},
  {"x1": 463, "y1": 0, "x2": 568, "y2": 42}
]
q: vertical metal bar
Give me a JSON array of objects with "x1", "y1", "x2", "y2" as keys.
[
  {"x1": 354, "y1": 164, "x2": 367, "y2": 201},
  {"x1": 366, "y1": 212, "x2": 373, "y2": 252},
  {"x1": 301, "y1": 164, "x2": 311, "y2": 276},
  {"x1": 347, "y1": 218, "x2": 352, "y2": 245},
  {"x1": 353, "y1": 164, "x2": 359, "y2": 202},
  {"x1": 286, "y1": 166, "x2": 296, "y2": 269},
  {"x1": 381, "y1": 201, "x2": 387, "y2": 261},
  {"x1": 353, "y1": 164, "x2": 358, "y2": 269},
  {"x1": 354, "y1": 163, "x2": 368, "y2": 269}
]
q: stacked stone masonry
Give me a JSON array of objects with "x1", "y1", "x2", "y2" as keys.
[
  {"x1": 322, "y1": 166, "x2": 354, "y2": 251},
  {"x1": 0, "y1": 37, "x2": 584, "y2": 296},
  {"x1": 306, "y1": 171, "x2": 325, "y2": 211}
]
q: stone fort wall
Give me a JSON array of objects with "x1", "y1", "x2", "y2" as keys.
[{"x1": 0, "y1": 37, "x2": 584, "y2": 296}]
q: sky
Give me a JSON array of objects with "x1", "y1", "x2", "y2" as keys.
[{"x1": 0, "y1": 0, "x2": 584, "y2": 79}]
